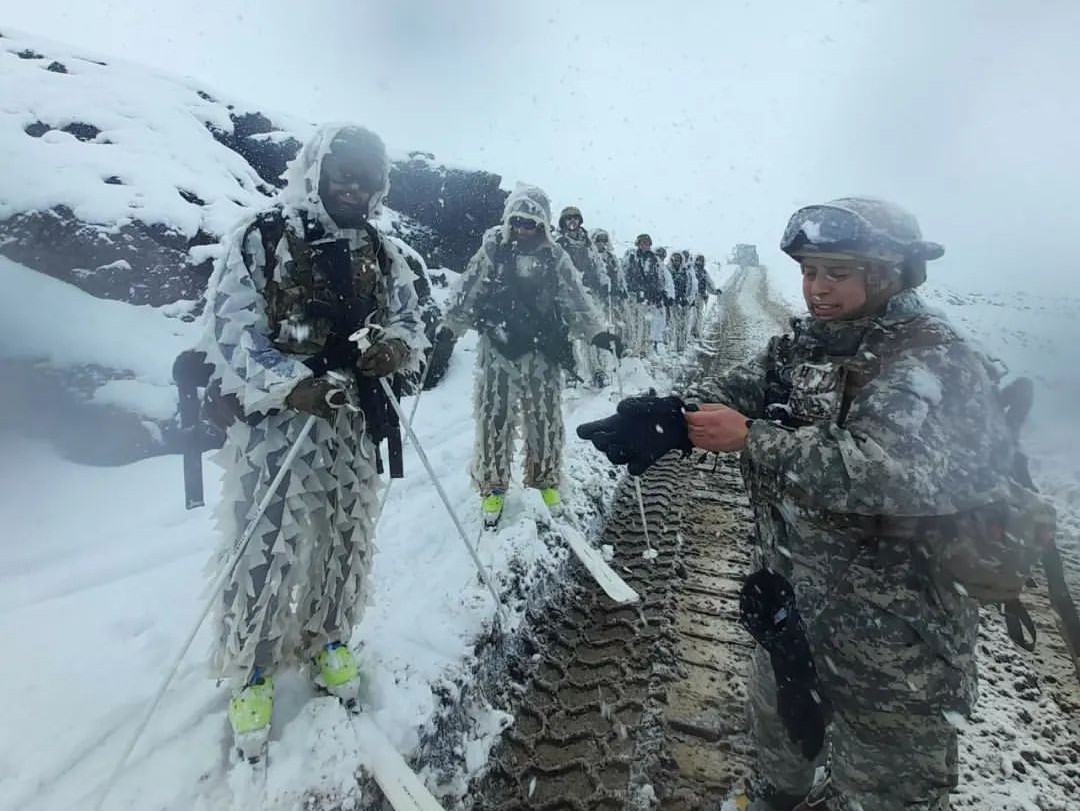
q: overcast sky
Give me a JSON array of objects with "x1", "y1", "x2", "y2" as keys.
[{"x1": 6, "y1": 0, "x2": 1078, "y2": 292}]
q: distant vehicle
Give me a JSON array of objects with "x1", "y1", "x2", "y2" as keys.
[{"x1": 731, "y1": 243, "x2": 760, "y2": 268}]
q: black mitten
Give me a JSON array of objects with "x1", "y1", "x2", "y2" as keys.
[
  {"x1": 576, "y1": 391, "x2": 696, "y2": 476},
  {"x1": 739, "y1": 569, "x2": 831, "y2": 760}
]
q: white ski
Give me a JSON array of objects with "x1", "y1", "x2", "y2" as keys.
[
  {"x1": 353, "y1": 715, "x2": 446, "y2": 811},
  {"x1": 545, "y1": 520, "x2": 640, "y2": 604}
]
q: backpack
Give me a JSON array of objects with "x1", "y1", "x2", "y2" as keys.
[{"x1": 846, "y1": 325, "x2": 1074, "y2": 655}]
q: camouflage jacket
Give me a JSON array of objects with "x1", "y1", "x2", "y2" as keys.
[
  {"x1": 696, "y1": 290, "x2": 1015, "y2": 714},
  {"x1": 445, "y1": 227, "x2": 603, "y2": 365},
  {"x1": 556, "y1": 228, "x2": 606, "y2": 296}
]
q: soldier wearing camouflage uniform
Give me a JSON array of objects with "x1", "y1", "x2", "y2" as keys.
[
  {"x1": 444, "y1": 186, "x2": 616, "y2": 526},
  {"x1": 200, "y1": 124, "x2": 428, "y2": 758},
  {"x1": 683, "y1": 198, "x2": 1016, "y2": 810},
  {"x1": 691, "y1": 253, "x2": 715, "y2": 338},
  {"x1": 666, "y1": 249, "x2": 693, "y2": 352},
  {"x1": 556, "y1": 206, "x2": 611, "y2": 387}
]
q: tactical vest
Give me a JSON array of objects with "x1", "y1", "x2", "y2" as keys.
[
  {"x1": 248, "y1": 207, "x2": 391, "y2": 357},
  {"x1": 760, "y1": 315, "x2": 1066, "y2": 653},
  {"x1": 202, "y1": 207, "x2": 406, "y2": 475},
  {"x1": 474, "y1": 235, "x2": 576, "y2": 372}
]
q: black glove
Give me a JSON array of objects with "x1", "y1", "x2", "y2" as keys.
[
  {"x1": 576, "y1": 391, "x2": 696, "y2": 476},
  {"x1": 590, "y1": 330, "x2": 624, "y2": 359},
  {"x1": 739, "y1": 569, "x2": 831, "y2": 760}
]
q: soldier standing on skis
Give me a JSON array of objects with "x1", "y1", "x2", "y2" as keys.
[
  {"x1": 444, "y1": 185, "x2": 620, "y2": 527},
  {"x1": 592, "y1": 228, "x2": 628, "y2": 349},
  {"x1": 200, "y1": 124, "x2": 428, "y2": 759},
  {"x1": 666, "y1": 249, "x2": 693, "y2": 352},
  {"x1": 580, "y1": 198, "x2": 1025, "y2": 810},
  {"x1": 691, "y1": 253, "x2": 715, "y2": 338},
  {"x1": 555, "y1": 205, "x2": 613, "y2": 387},
  {"x1": 622, "y1": 234, "x2": 661, "y2": 357}
]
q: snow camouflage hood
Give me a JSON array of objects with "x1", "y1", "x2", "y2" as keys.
[
  {"x1": 280, "y1": 124, "x2": 390, "y2": 230},
  {"x1": 500, "y1": 183, "x2": 554, "y2": 242},
  {"x1": 782, "y1": 196, "x2": 944, "y2": 289}
]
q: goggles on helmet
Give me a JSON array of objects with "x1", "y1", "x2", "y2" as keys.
[{"x1": 781, "y1": 204, "x2": 910, "y2": 263}]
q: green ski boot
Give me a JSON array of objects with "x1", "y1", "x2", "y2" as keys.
[
  {"x1": 482, "y1": 490, "x2": 505, "y2": 528},
  {"x1": 539, "y1": 487, "x2": 562, "y2": 515},
  {"x1": 315, "y1": 642, "x2": 364, "y2": 706},
  {"x1": 228, "y1": 671, "x2": 274, "y2": 761}
]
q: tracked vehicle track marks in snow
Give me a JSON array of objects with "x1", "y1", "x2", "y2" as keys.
[{"x1": 469, "y1": 268, "x2": 1080, "y2": 811}]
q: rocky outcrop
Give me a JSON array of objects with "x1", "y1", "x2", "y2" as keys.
[{"x1": 1, "y1": 30, "x2": 506, "y2": 466}]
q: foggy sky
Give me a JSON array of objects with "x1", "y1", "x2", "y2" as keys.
[{"x1": 6, "y1": 0, "x2": 1078, "y2": 293}]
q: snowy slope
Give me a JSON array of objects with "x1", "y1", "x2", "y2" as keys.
[{"x1": 0, "y1": 308, "x2": 670, "y2": 811}]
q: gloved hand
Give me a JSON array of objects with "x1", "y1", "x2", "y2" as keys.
[
  {"x1": 285, "y1": 377, "x2": 347, "y2": 420},
  {"x1": 739, "y1": 569, "x2": 830, "y2": 760},
  {"x1": 358, "y1": 338, "x2": 410, "y2": 378},
  {"x1": 576, "y1": 391, "x2": 696, "y2": 476},
  {"x1": 590, "y1": 330, "x2": 624, "y2": 359}
]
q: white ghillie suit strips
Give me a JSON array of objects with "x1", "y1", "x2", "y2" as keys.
[
  {"x1": 446, "y1": 185, "x2": 603, "y2": 494},
  {"x1": 200, "y1": 125, "x2": 427, "y2": 688}
]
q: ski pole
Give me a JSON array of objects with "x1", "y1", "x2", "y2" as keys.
[
  {"x1": 377, "y1": 377, "x2": 507, "y2": 625},
  {"x1": 92, "y1": 413, "x2": 319, "y2": 811},
  {"x1": 632, "y1": 476, "x2": 654, "y2": 553}
]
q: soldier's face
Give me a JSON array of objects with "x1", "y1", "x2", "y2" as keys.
[
  {"x1": 800, "y1": 258, "x2": 869, "y2": 320},
  {"x1": 563, "y1": 215, "x2": 582, "y2": 232},
  {"x1": 637, "y1": 239, "x2": 651, "y2": 252},
  {"x1": 320, "y1": 155, "x2": 380, "y2": 227}
]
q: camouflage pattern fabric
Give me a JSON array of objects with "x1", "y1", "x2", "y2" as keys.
[
  {"x1": 693, "y1": 289, "x2": 1016, "y2": 809},
  {"x1": 469, "y1": 337, "x2": 565, "y2": 493},
  {"x1": 446, "y1": 190, "x2": 603, "y2": 494},
  {"x1": 748, "y1": 647, "x2": 956, "y2": 810},
  {"x1": 622, "y1": 248, "x2": 661, "y2": 356},
  {"x1": 200, "y1": 125, "x2": 427, "y2": 689}
]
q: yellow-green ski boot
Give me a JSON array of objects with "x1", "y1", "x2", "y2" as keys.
[
  {"x1": 482, "y1": 490, "x2": 505, "y2": 528},
  {"x1": 539, "y1": 487, "x2": 562, "y2": 516},
  {"x1": 315, "y1": 642, "x2": 364, "y2": 706},
  {"x1": 228, "y1": 671, "x2": 274, "y2": 761}
]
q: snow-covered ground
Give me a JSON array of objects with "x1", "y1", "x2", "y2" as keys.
[{"x1": 0, "y1": 280, "x2": 679, "y2": 811}]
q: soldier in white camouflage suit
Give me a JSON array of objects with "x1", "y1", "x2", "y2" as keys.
[
  {"x1": 444, "y1": 185, "x2": 618, "y2": 526},
  {"x1": 683, "y1": 198, "x2": 1016, "y2": 810},
  {"x1": 555, "y1": 205, "x2": 612, "y2": 387},
  {"x1": 200, "y1": 124, "x2": 427, "y2": 758},
  {"x1": 580, "y1": 198, "x2": 1019, "y2": 810}
]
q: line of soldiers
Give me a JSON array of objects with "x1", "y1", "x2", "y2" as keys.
[
  {"x1": 198, "y1": 125, "x2": 717, "y2": 756},
  {"x1": 443, "y1": 192, "x2": 719, "y2": 527},
  {"x1": 551, "y1": 208, "x2": 719, "y2": 374}
]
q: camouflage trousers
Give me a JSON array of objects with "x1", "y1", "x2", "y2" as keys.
[
  {"x1": 471, "y1": 338, "x2": 563, "y2": 494},
  {"x1": 624, "y1": 299, "x2": 652, "y2": 357},
  {"x1": 690, "y1": 298, "x2": 706, "y2": 338},
  {"x1": 747, "y1": 646, "x2": 957, "y2": 810},
  {"x1": 666, "y1": 306, "x2": 691, "y2": 353}
]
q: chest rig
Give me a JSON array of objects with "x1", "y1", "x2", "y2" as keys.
[
  {"x1": 762, "y1": 315, "x2": 953, "y2": 429},
  {"x1": 245, "y1": 208, "x2": 391, "y2": 357},
  {"x1": 475, "y1": 236, "x2": 576, "y2": 372}
]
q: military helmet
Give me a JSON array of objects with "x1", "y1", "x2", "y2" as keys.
[
  {"x1": 781, "y1": 197, "x2": 944, "y2": 287},
  {"x1": 558, "y1": 205, "x2": 583, "y2": 229},
  {"x1": 655, "y1": 246, "x2": 668, "y2": 259}
]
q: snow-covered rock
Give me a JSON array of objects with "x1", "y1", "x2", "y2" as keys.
[{"x1": 0, "y1": 27, "x2": 505, "y2": 464}]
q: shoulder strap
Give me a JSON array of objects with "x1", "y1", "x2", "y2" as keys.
[
  {"x1": 363, "y1": 221, "x2": 393, "y2": 276},
  {"x1": 250, "y1": 207, "x2": 288, "y2": 282}
]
